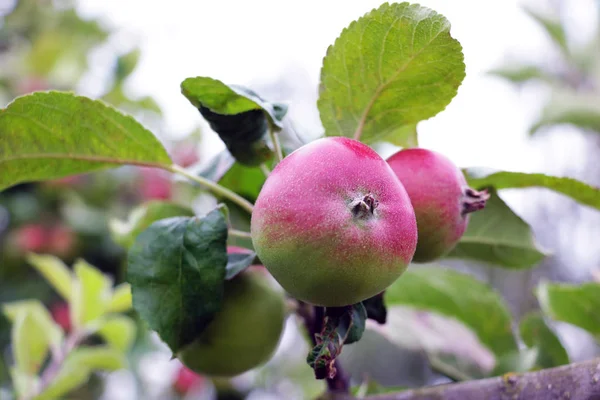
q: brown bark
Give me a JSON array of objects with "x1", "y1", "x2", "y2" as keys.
[{"x1": 332, "y1": 357, "x2": 600, "y2": 400}]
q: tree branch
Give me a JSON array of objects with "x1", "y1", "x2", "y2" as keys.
[{"x1": 335, "y1": 357, "x2": 600, "y2": 400}]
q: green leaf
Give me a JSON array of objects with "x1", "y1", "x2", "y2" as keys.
[
  {"x1": 446, "y1": 189, "x2": 547, "y2": 268},
  {"x1": 35, "y1": 346, "x2": 126, "y2": 400},
  {"x1": 11, "y1": 367, "x2": 39, "y2": 399},
  {"x1": 115, "y1": 48, "x2": 141, "y2": 81},
  {"x1": 109, "y1": 200, "x2": 195, "y2": 249},
  {"x1": 66, "y1": 346, "x2": 126, "y2": 370},
  {"x1": 71, "y1": 259, "x2": 113, "y2": 328},
  {"x1": 225, "y1": 250, "x2": 257, "y2": 280},
  {"x1": 519, "y1": 312, "x2": 569, "y2": 369},
  {"x1": 493, "y1": 348, "x2": 539, "y2": 375},
  {"x1": 530, "y1": 91, "x2": 600, "y2": 135},
  {"x1": 107, "y1": 283, "x2": 132, "y2": 313},
  {"x1": 523, "y1": 6, "x2": 568, "y2": 54},
  {"x1": 307, "y1": 304, "x2": 368, "y2": 380},
  {"x1": 26, "y1": 253, "x2": 73, "y2": 301},
  {"x1": 488, "y1": 64, "x2": 553, "y2": 84},
  {"x1": 34, "y1": 365, "x2": 89, "y2": 400},
  {"x1": 536, "y1": 281, "x2": 600, "y2": 337},
  {"x1": 385, "y1": 267, "x2": 518, "y2": 357},
  {"x1": 181, "y1": 77, "x2": 288, "y2": 166},
  {"x1": 195, "y1": 149, "x2": 236, "y2": 182},
  {"x1": 127, "y1": 209, "x2": 228, "y2": 353},
  {"x1": 337, "y1": 303, "x2": 367, "y2": 345},
  {"x1": 9, "y1": 311, "x2": 52, "y2": 375},
  {"x1": 218, "y1": 162, "x2": 267, "y2": 202},
  {"x1": 362, "y1": 292, "x2": 387, "y2": 324},
  {"x1": 318, "y1": 2, "x2": 465, "y2": 145},
  {"x1": 465, "y1": 168, "x2": 600, "y2": 211},
  {"x1": 0, "y1": 91, "x2": 172, "y2": 192},
  {"x1": 3, "y1": 300, "x2": 63, "y2": 352},
  {"x1": 97, "y1": 316, "x2": 137, "y2": 352}
]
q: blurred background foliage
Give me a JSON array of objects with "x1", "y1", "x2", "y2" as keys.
[{"x1": 1, "y1": 0, "x2": 600, "y2": 399}]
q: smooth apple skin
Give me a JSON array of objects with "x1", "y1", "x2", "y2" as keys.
[
  {"x1": 251, "y1": 137, "x2": 418, "y2": 307},
  {"x1": 178, "y1": 269, "x2": 286, "y2": 377},
  {"x1": 386, "y1": 148, "x2": 487, "y2": 263}
]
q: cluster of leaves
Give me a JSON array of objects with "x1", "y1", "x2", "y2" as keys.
[
  {"x1": 1, "y1": 1, "x2": 600, "y2": 398},
  {"x1": 489, "y1": 5, "x2": 600, "y2": 135},
  {"x1": 2, "y1": 255, "x2": 135, "y2": 399}
]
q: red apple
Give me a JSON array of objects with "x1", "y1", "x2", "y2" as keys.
[
  {"x1": 50, "y1": 302, "x2": 71, "y2": 333},
  {"x1": 14, "y1": 224, "x2": 48, "y2": 253},
  {"x1": 251, "y1": 137, "x2": 417, "y2": 307},
  {"x1": 173, "y1": 365, "x2": 205, "y2": 395},
  {"x1": 386, "y1": 148, "x2": 489, "y2": 262},
  {"x1": 139, "y1": 168, "x2": 172, "y2": 200},
  {"x1": 47, "y1": 225, "x2": 77, "y2": 259}
]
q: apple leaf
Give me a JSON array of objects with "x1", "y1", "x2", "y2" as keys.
[
  {"x1": 26, "y1": 254, "x2": 73, "y2": 301},
  {"x1": 181, "y1": 77, "x2": 288, "y2": 166},
  {"x1": 0, "y1": 91, "x2": 172, "y2": 192},
  {"x1": 195, "y1": 149, "x2": 236, "y2": 182},
  {"x1": 106, "y1": 283, "x2": 132, "y2": 313},
  {"x1": 115, "y1": 48, "x2": 141, "y2": 82},
  {"x1": 127, "y1": 209, "x2": 228, "y2": 353},
  {"x1": 35, "y1": 346, "x2": 126, "y2": 400},
  {"x1": 71, "y1": 259, "x2": 113, "y2": 329},
  {"x1": 318, "y1": 2, "x2": 465, "y2": 145},
  {"x1": 446, "y1": 189, "x2": 547, "y2": 269},
  {"x1": 362, "y1": 293, "x2": 387, "y2": 324},
  {"x1": 536, "y1": 281, "x2": 600, "y2": 338},
  {"x1": 225, "y1": 250, "x2": 257, "y2": 280},
  {"x1": 523, "y1": 6, "x2": 568, "y2": 54},
  {"x1": 307, "y1": 304, "x2": 367, "y2": 380},
  {"x1": 385, "y1": 267, "x2": 518, "y2": 357},
  {"x1": 3, "y1": 300, "x2": 63, "y2": 353},
  {"x1": 465, "y1": 168, "x2": 600, "y2": 211},
  {"x1": 97, "y1": 315, "x2": 137, "y2": 352},
  {"x1": 109, "y1": 200, "x2": 195, "y2": 249},
  {"x1": 488, "y1": 64, "x2": 553, "y2": 84},
  {"x1": 529, "y1": 91, "x2": 600, "y2": 135},
  {"x1": 3, "y1": 302, "x2": 63, "y2": 375},
  {"x1": 519, "y1": 311, "x2": 569, "y2": 369}
]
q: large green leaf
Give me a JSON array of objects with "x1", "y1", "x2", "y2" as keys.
[
  {"x1": 109, "y1": 200, "x2": 195, "y2": 249},
  {"x1": 127, "y1": 209, "x2": 228, "y2": 353},
  {"x1": 536, "y1": 281, "x2": 600, "y2": 338},
  {"x1": 181, "y1": 77, "x2": 287, "y2": 166},
  {"x1": 446, "y1": 190, "x2": 547, "y2": 268},
  {"x1": 530, "y1": 91, "x2": 600, "y2": 135},
  {"x1": 0, "y1": 91, "x2": 172, "y2": 192},
  {"x1": 465, "y1": 168, "x2": 600, "y2": 211},
  {"x1": 385, "y1": 267, "x2": 518, "y2": 357},
  {"x1": 519, "y1": 311, "x2": 569, "y2": 369},
  {"x1": 318, "y1": 2, "x2": 465, "y2": 145}
]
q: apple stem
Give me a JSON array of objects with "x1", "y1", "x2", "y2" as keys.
[
  {"x1": 296, "y1": 302, "x2": 350, "y2": 394},
  {"x1": 462, "y1": 188, "x2": 490, "y2": 215}
]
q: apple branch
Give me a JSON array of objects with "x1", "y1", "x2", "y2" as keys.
[{"x1": 332, "y1": 357, "x2": 600, "y2": 400}]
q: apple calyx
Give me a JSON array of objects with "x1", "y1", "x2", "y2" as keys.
[
  {"x1": 462, "y1": 188, "x2": 490, "y2": 215},
  {"x1": 350, "y1": 193, "x2": 379, "y2": 219}
]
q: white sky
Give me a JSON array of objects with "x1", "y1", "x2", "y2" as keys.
[{"x1": 76, "y1": 0, "x2": 597, "y2": 172}]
